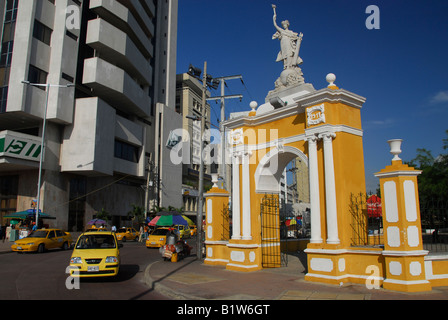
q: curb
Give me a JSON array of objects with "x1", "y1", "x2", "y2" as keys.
[{"x1": 143, "y1": 260, "x2": 205, "y2": 300}]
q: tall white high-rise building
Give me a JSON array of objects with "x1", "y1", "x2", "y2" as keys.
[{"x1": 0, "y1": 0, "x2": 180, "y2": 231}]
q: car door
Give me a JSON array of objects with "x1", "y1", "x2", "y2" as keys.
[
  {"x1": 55, "y1": 230, "x2": 66, "y2": 248},
  {"x1": 46, "y1": 230, "x2": 58, "y2": 249}
]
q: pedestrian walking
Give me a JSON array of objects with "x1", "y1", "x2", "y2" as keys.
[
  {"x1": 144, "y1": 225, "x2": 149, "y2": 240},
  {"x1": 139, "y1": 225, "x2": 143, "y2": 242}
]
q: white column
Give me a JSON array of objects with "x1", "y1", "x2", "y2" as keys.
[
  {"x1": 231, "y1": 152, "x2": 241, "y2": 239},
  {"x1": 319, "y1": 132, "x2": 340, "y2": 244},
  {"x1": 307, "y1": 136, "x2": 322, "y2": 243},
  {"x1": 242, "y1": 150, "x2": 252, "y2": 240}
]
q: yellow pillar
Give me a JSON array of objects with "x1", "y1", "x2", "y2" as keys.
[
  {"x1": 375, "y1": 139, "x2": 432, "y2": 292},
  {"x1": 203, "y1": 176, "x2": 230, "y2": 266}
]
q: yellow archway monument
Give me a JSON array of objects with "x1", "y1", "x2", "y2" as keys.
[{"x1": 202, "y1": 5, "x2": 445, "y2": 292}]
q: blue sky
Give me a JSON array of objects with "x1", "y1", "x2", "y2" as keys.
[{"x1": 176, "y1": 0, "x2": 448, "y2": 193}]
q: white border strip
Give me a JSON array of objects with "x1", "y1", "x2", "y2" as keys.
[{"x1": 226, "y1": 263, "x2": 259, "y2": 269}]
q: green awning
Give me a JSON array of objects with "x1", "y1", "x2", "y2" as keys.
[{"x1": 3, "y1": 210, "x2": 56, "y2": 220}]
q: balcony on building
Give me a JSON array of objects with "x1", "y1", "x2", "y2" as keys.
[
  {"x1": 82, "y1": 57, "x2": 151, "y2": 118},
  {"x1": 60, "y1": 97, "x2": 145, "y2": 178},
  {"x1": 86, "y1": 18, "x2": 152, "y2": 87},
  {"x1": 89, "y1": 0, "x2": 154, "y2": 59}
]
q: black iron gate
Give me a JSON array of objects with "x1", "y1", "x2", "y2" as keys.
[{"x1": 261, "y1": 194, "x2": 286, "y2": 268}]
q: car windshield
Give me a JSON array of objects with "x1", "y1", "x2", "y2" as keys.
[
  {"x1": 76, "y1": 234, "x2": 116, "y2": 249},
  {"x1": 28, "y1": 231, "x2": 48, "y2": 238},
  {"x1": 117, "y1": 228, "x2": 126, "y2": 233},
  {"x1": 151, "y1": 229, "x2": 169, "y2": 236}
]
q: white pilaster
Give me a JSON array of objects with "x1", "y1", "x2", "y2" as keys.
[
  {"x1": 231, "y1": 152, "x2": 241, "y2": 240},
  {"x1": 242, "y1": 150, "x2": 252, "y2": 240},
  {"x1": 307, "y1": 136, "x2": 323, "y2": 243},
  {"x1": 319, "y1": 132, "x2": 340, "y2": 244}
]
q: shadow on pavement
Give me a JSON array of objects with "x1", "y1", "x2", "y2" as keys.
[{"x1": 129, "y1": 255, "x2": 198, "y2": 300}]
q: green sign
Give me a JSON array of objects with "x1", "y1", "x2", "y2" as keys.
[{"x1": 0, "y1": 134, "x2": 42, "y2": 162}]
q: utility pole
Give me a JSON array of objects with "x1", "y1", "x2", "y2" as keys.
[
  {"x1": 196, "y1": 61, "x2": 208, "y2": 261},
  {"x1": 206, "y1": 75, "x2": 243, "y2": 190},
  {"x1": 187, "y1": 62, "x2": 227, "y2": 261}
]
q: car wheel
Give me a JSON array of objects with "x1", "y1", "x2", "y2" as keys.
[
  {"x1": 61, "y1": 242, "x2": 69, "y2": 250},
  {"x1": 122, "y1": 236, "x2": 126, "y2": 242},
  {"x1": 37, "y1": 244, "x2": 45, "y2": 253}
]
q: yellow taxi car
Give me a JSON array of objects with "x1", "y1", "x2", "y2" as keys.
[
  {"x1": 115, "y1": 227, "x2": 139, "y2": 242},
  {"x1": 175, "y1": 224, "x2": 191, "y2": 239},
  {"x1": 146, "y1": 227, "x2": 171, "y2": 248},
  {"x1": 69, "y1": 231, "x2": 121, "y2": 278},
  {"x1": 11, "y1": 229, "x2": 73, "y2": 253}
]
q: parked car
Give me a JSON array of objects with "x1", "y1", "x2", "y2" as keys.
[
  {"x1": 11, "y1": 229, "x2": 72, "y2": 253},
  {"x1": 174, "y1": 224, "x2": 191, "y2": 239},
  {"x1": 146, "y1": 227, "x2": 171, "y2": 248},
  {"x1": 115, "y1": 227, "x2": 139, "y2": 242},
  {"x1": 69, "y1": 231, "x2": 122, "y2": 278}
]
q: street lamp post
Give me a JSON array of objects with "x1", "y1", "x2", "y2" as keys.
[{"x1": 21, "y1": 81, "x2": 73, "y2": 228}]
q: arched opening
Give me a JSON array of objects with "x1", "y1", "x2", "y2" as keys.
[{"x1": 255, "y1": 146, "x2": 311, "y2": 267}]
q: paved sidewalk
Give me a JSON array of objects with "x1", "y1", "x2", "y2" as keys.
[{"x1": 144, "y1": 252, "x2": 448, "y2": 300}]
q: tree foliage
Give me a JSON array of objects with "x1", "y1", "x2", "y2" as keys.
[
  {"x1": 128, "y1": 204, "x2": 145, "y2": 223},
  {"x1": 408, "y1": 130, "x2": 448, "y2": 200}
]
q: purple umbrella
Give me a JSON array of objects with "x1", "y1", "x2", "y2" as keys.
[{"x1": 87, "y1": 218, "x2": 106, "y2": 225}]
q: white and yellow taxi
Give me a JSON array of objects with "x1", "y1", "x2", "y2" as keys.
[{"x1": 69, "y1": 231, "x2": 121, "y2": 278}]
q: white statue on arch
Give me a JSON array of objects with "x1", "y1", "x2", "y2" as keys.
[
  {"x1": 272, "y1": 4, "x2": 303, "y2": 70},
  {"x1": 267, "y1": 4, "x2": 312, "y2": 97}
]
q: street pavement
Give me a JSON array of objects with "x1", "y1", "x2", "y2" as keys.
[
  {"x1": 3, "y1": 238, "x2": 448, "y2": 300},
  {"x1": 0, "y1": 238, "x2": 12, "y2": 254}
]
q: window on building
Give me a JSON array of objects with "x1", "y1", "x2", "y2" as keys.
[
  {"x1": 0, "y1": 41, "x2": 14, "y2": 68},
  {"x1": 33, "y1": 20, "x2": 52, "y2": 46},
  {"x1": 4, "y1": 0, "x2": 19, "y2": 23},
  {"x1": 0, "y1": 0, "x2": 19, "y2": 113},
  {"x1": 0, "y1": 86, "x2": 8, "y2": 113},
  {"x1": 28, "y1": 65, "x2": 48, "y2": 89},
  {"x1": 114, "y1": 140, "x2": 140, "y2": 163}
]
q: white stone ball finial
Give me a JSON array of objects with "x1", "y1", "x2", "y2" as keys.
[
  {"x1": 250, "y1": 101, "x2": 258, "y2": 112},
  {"x1": 249, "y1": 101, "x2": 258, "y2": 111},
  {"x1": 326, "y1": 73, "x2": 336, "y2": 87}
]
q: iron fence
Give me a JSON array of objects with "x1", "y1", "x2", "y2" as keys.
[
  {"x1": 349, "y1": 193, "x2": 383, "y2": 247},
  {"x1": 261, "y1": 194, "x2": 287, "y2": 268},
  {"x1": 420, "y1": 197, "x2": 448, "y2": 253},
  {"x1": 221, "y1": 204, "x2": 230, "y2": 241}
]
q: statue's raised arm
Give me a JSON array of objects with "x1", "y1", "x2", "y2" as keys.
[{"x1": 272, "y1": 4, "x2": 281, "y2": 32}]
